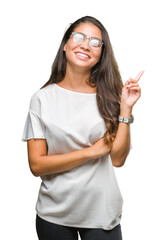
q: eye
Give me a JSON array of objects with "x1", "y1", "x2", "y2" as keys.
[
  {"x1": 90, "y1": 38, "x2": 101, "y2": 48},
  {"x1": 73, "y1": 33, "x2": 84, "y2": 42}
]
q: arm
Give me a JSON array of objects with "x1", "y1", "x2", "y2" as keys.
[
  {"x1": 27, "y1": 137, "x2": 111, "y2": 177},
  {"x1": 111, "y1": 71, "x2": 144, "y2": 167},
  {"x1": 110, "y1": 107, "x2": 131, "y2": 167}
]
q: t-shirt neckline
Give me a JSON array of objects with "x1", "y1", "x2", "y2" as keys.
[{"x1": 54, "y1": 83, "x2": 96, "y2": 96}]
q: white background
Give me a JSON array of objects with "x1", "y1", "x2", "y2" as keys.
[{"x1": 0, "y1": 0, "x2": 166, "y2": 239}]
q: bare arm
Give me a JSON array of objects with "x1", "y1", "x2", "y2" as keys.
[
  {"x1": 27, "y1": 137, "x2": 111, "y2": 177},
  {"x1": 111, "y1": 71, "x2": 144, "y2": 167},
  {"x1": 110, "y1": 108, "x2": 131, "y2": 167}
]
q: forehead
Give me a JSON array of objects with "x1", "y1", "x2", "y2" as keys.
[{"x1": 73, "y1": 22, "x2": 102, "y2": 39}]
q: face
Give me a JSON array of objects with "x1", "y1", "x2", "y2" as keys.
[{"x1": 63, "y1": 23, "x2": 102, "y2": 72}]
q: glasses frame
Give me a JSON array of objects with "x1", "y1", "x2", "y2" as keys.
[{"x1": 71, "y1": 32, "x2": 104, "y2": 49}]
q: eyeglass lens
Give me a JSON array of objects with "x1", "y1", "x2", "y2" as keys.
[{"x1": 72, "y1": 33, "x2": 102, "y2": 48}]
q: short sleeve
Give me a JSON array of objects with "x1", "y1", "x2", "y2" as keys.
[{"x1": 22, "y1": 93, "x2": 46, "y2": 141}]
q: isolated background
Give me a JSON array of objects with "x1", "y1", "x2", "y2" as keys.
[{"x1": 0, "y1": 0, "x2": 165, "y2": 239}]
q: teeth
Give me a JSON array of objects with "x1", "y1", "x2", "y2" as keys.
[{"x1": 76, "y1": 53, "x2": 89, "y2": 58}]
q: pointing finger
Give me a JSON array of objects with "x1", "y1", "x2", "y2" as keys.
[{"x1": 135, "y1": 70, "x2": 144, "y2": 82}]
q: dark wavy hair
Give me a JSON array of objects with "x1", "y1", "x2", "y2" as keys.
[{"x1": 41, "y1": 16, "x2": 123, "y2": 146}]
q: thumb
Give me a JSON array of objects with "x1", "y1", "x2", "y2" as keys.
[{"x1": 124, "y1": 79, "x2": 131, "y2": 88}]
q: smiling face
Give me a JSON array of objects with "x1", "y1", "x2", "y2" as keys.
[{"x1": 63, "y1": 22, "x2": 102, "y2": 72}]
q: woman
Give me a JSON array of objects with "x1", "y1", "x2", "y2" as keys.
[{"x1": 22, "y1": 16, "x2": 144, "y2": 240}]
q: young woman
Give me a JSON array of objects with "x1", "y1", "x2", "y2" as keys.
[{"x1": 22, "y1": 16, "x2": 144, "y2": 240}]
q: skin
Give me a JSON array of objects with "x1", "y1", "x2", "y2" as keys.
[
  {"x1": 27, "y1": 22, "x2": 144, "y2": 176},
  {"x1": 111, "y1": 70, "x2": 144, "y2": 167},
  {"x1": 59, "y1": 23, "x2": 102, "y2": 93}
]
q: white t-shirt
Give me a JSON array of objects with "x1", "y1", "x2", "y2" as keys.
[{"x1": 22, "y1": 83, "x2": 123, "y2": 230}]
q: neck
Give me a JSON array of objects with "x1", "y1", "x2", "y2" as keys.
[{"x1": 61, "y1": 64, "x2": 92, "y2": 91}]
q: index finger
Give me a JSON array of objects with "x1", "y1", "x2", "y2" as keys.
[{"x1": 134, "y1": 70, "x2": 144, "y2": 82}]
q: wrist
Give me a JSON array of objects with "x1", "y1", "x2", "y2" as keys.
[
  {"x1": 119, "y1": 114, "x2": 134, "y2": 124},
  {"x1": 85, "y1": 145, "x2": 96, "y2": 160},
  {"x1": 120, "y1": 104, "x2": 132, "y2": 117}
]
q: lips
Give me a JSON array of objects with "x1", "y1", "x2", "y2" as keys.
[{"x1": 75, "y1": 52, "x2": 90, "y2": 59}]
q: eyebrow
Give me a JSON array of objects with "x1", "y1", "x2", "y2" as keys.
[{"x1": 75, "y1": 31, "x2": 102, "y2": 41}]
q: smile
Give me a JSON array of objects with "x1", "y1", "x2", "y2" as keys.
[{"x1": 75, "y1": 52, "x2": 90, "y2": 59}]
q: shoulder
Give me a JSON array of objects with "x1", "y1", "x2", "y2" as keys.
[
  {"x1": 32, "y1": 84, "x2": 55, "y2": 98},
  {"x1": 29, "y1": 84, "x2": 55, "y2": 110},
  {"x1": 30, "y1": 84, "x2": 55, "y2": 101}
]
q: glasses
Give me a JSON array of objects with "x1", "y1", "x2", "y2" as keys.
[{"x1": 71, "y1": 32, "x2": 104, "y2": 50}]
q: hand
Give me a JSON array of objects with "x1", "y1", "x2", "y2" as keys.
[
  {"x1": 90, "y1": 137, "x2": 112, "y2": 159},
  {"x1": 121, "y1": 71, "x2": 144, "y2": 111}
]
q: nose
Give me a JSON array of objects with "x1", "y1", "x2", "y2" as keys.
[{"x1": 80, "y1": 38, "x2": 90, "y2": 50}]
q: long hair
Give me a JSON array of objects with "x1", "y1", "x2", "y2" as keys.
[{"x1": 41, "y1": 16, "x2": 123, "y2": 146}]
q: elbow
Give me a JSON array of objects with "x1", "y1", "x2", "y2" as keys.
[
  {"x1": 112, "y1": 159, "x2": 125, "y2": 168},
  {"x1": 111, "y1": 148, "x2": 130, "y2": 167},
  {"x1": 31, "y1": 170, "x2": 40, "y2": 177},
  {"x1": 28, "y1": 158, "x2": 41, "y2": 177},
  {"x1": 111, "y1": 154, "x2": 127, "y2": 167},
  {"x1": 30, "y1": 164, "x2": 40, "y2": 177}
]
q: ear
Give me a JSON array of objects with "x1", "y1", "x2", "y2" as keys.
[{"x1": 63, "y1": 43, "x2": 66, "y2": 52}]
